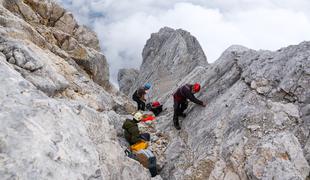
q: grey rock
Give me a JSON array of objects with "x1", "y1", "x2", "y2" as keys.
[
  {"x1": 74, "y1": 25, "x2": 101, "y2": 51},
  {"x1": 54, "y1": 12, "x2": 77, "y2": 35},
  {"x1": 49, "y1": 1, "x2": 66, "y2": 25},
  {"x1": 0, "y1": 57, "x2": 150, "y2": 179},
  {"x1": 0, "y1": 57, "x2": 99, "y2": 179},
  {"x1": 118, "y1": 68, "x2": 139, "y2": 95},
  {"x1": 73, "y1": 47, "x2": 110, "y2": 88},
  {"x1": 0, "y1": 1, "x2": 153, "y2": 179},
  {"x1": 246, "y1": 133, "x2": 309, "y2": 179},
  {"x1": 1, "y1": 0, "x2": 111, "y2": 91},
  {"x1": 13, "y1": 49, "x2": 26, "y2": 66},
  {"x1": 301, "y1": 104, "x2": 310, "y2": 117},
  {"x1": 53, "y1": 29, "x2": 69, "y2": 45},
  {"x1": 1, "y1": 0, "x2": 310, "y2": 178},
  {"x1": 0, "y1": 52, "x2": 5, "y2": 59},
  {"x1": 0, "y1": 6, "x2": 48, "y2": 49},
  {"x1": 2, "y1": 0, "x2": 64, "y2": 26},
  {"x1": 305, "y1": 138, "x2": 310, "y2": 164},
  {"x1": 133, "y1": 29, "x2": 310, "y2": 179},
  {"x1": 126, "y1": 27, "x2": 208, "y2": 100},
  {"x1": 15, "y1": 0, "x2": 40, "y2": 23},
  {"x1": 1, "y1": 39, "x2": 68, "y2": 96},
  {"x1": 60, "y1": 37, "x2": 110, "y2": 89}
]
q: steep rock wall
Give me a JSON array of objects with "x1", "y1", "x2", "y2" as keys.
[
  {"x1": 125, "y1": 29, "x2": 310, "y2": 179},
  {"x1": 0, "y1": 0, "x2": 152, "y2": 179},
  {"x1": 120, "y1": 27, "x2": 208, "y2": 100},
  {"x1": 164, "y1": 43, "x2": 309, "y2": 179},
  {"x1": 118, "y1": 68, "x2": 139, "y2": 96}
]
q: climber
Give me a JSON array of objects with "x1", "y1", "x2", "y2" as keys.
[
  {"x1": 146, "y1": 101, "x2": 163, "y2": 116},
  {"x1": 122, "y1": 111, "x2": 150, "y2": 145},
  {"x1": 132, "y1": 83, "x2": 151, "y2": 111},
  {"x1": 173, "y1": 83, "x2": 206, "y2": 130}
]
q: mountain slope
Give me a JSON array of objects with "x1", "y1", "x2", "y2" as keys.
[
  {"x1": 120, "y1": 27, "x2": 310, "y2": 179},
  {"x1": 1, "y1": 0, "x2": 310, "y2": 179},
  {"x1": 0, "y1": 0, "x2": 151, "y2": 179}
]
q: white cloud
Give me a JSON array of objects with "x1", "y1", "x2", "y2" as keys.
[{"x1": 57, "y1": 0, "x2": 310, "y2": 86}]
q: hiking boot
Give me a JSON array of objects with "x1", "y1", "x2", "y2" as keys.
[
  {"x1": 174, "y1": 123, "x2": 181, "y2": 130},
  {"x1": 173, "y1": 117, "x2": 181, "y2": 130}
]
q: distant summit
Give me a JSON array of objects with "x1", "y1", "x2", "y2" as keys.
[{"x1": 119, "y1": 27, "x2": 208, "y2": 99}]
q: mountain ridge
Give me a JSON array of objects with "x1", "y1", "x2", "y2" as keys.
[{"x1": 119, "y1": 27, "x2": 310, "y2": 179}]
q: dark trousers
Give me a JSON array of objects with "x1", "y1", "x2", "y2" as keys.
[
  {"x1": 139, "y1": 133, "x2": 150, "y2": 141},
  {"x1": 132, "y1": 94, "x2": 146, "y2": 111},
  {"x1": 173, "y1": 100, "x2": 188, "y2": 125}
]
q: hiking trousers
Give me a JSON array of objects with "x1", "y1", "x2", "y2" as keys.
[
  {"x1": 173, "y1": 100, "x2": 188, "y2": 126},
  {"x1": 132, "y1": 93, "x2": 146, "y2": 111}
]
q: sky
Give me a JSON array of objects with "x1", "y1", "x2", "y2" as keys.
[{"x1": 56, "y1": 0, "x2": 310, "y2": 86}]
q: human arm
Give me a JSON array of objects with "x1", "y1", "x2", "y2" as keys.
[{"x1": 184, "y1": 90, "x2": 204, "y2": 105}]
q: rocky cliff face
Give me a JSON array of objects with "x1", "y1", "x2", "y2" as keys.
[
  {"x1": 123, "y1": 36, "x2": 310, "y2": 179},
  {"x1": 121, "y1": 27, "x2": 208, "y2": 100},
  {"x1": 118, "y1": 68, "x2": 139, "y2": 96},
  {"x1": 1, "y1": 0, "x2": 109, "y2": 89},
  {"x1": 0, "y1": 0, "x2": 152, "y2": 179},
  {"x1": 119, "y1": 26, "x2": 310, "y2": 179}
]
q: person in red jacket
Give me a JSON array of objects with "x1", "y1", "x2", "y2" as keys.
[{"x1": 173, "y1": 83, "x2": 206, "y2": 130}]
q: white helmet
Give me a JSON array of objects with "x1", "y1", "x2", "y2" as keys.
[{"x1": 133, "y1": 111, "x2": 143, "y2": 121}]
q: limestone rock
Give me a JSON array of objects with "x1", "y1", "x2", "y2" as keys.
[
  {"x1": 0, "y1": 3, "x2": 48, "y2": 48},
  {"x1": 0, "y1": 1, "x2": 155, "y2": 178},
  {"x1": 133, "y1": 29, "x2": 310, "y2": 179},
  {"x1": 73, "y1": 47, "x2": 110, "y2": 88},
  {"x1": 15, "y1": 0, "x2": 40, "y2": 23},
  {"x1": 0, "y1": 56, "x2": 151, "y2": 179},
  {"x1": 74, "y1": 25, "x2": 101, "y2": 51},
  {"x1": 3, "y1": 0, "x2": 65, "y2": 26},
  {"x1": 0, "y1": 56, "x2": 101, "y2": 179},
  {"x1": 0, "y1": 38, "x2": 69, "y2": 96},
  {"x1": 1, "y1": 0, "x2": 110, "y2": 90},
  {"x1": 54, "y1": 12, "x2": 77, "y2": 35},
  {"x1": 125, "y1": 27, "x2": 208, "y2": 99},
  {"x1": 118, "y1": 68, "x2": 139, "y2": 95},
  {"x1": 246, "y1": 133, "x2": 309, "y2": 179},
  {"x1": 1, "y1": 0, "x2": 310, "y2": 178}
]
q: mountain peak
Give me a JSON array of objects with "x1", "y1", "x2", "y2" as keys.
[{"x1": 122, "y1": 27, "x2": 209, "y2": 99}]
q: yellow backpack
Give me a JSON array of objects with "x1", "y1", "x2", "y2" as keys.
[{"x1": 130, "y1": 140, "x2": 148, "y2": 152}]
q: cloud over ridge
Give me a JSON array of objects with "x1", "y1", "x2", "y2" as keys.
[{"x1": 57, "y1": 0, "x2": 310, "y2": 86}]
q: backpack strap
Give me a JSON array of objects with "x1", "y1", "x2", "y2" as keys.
[{"x1": 125, "y1": 148, "x2": 137, "y2": 160}]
